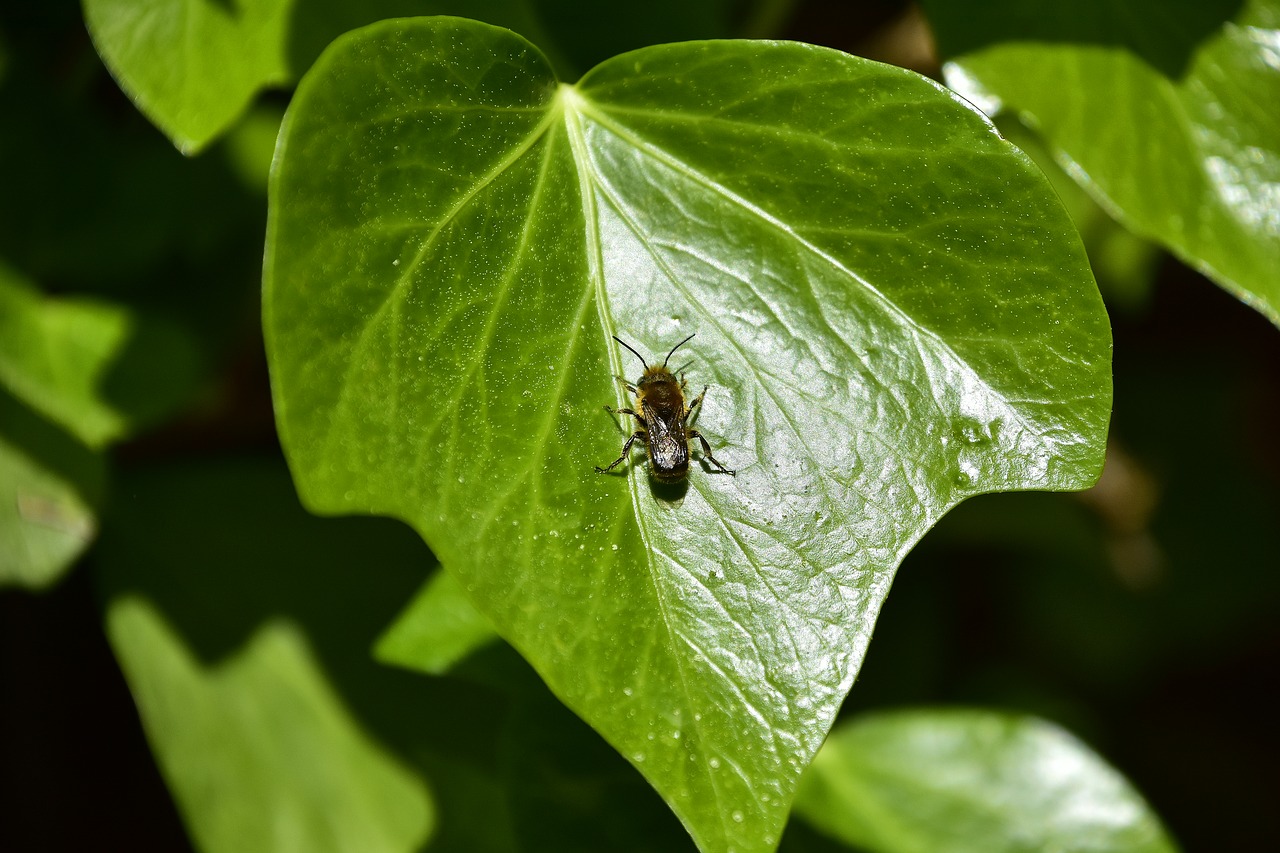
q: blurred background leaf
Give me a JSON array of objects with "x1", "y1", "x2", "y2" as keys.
[
  {"x1": 0, "y1": 263, "x2": 202, "y2": 448},
  {"x1": 92, "y1": 459, "x2": 509, "y2": 852},
  {"x1": 0, "y1": 262, "x2": 200, "y2": 588},
  {"x1": 924, "y1": 0, "x2": 1280, "y2": 327},
  {"x1": 0, "y1": 16, "x2": 262, "y2": 297},
  {"x1": 0, "y1": 388, "x2": 103, "y2": 588},
  {"x1": 107, "y1": 598, "x2": 436, "y2": 853},
  {"x1": 794, "y1": 709, "x2": 1178, "y2": 853},
  {"x1": 82, "y1": 0, "x2": 577, "y2": 154},
  {"x1": 375, "y1": 570, "x2": 499, "y2": 677},
  {"x1": 82, "y1": 0, "x2": 294, "y2": 155}
]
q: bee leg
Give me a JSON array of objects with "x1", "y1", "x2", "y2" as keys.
[
  {"x1": 605, "y1": 406, "x2": 648, "y2": 428},
  {"x1": 595, "y1": 430, "x2": 648, "y2": 474},
  {"x1": 689, "y1": 428, "x2": 735, "y2": 475},
  {"x1": 684, "y1": 386, "x2": 709, "y2": 422}
]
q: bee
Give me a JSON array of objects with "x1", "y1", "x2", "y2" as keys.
[{"x1": 595, "y1": 333, "x2": 735, "y2": 482}]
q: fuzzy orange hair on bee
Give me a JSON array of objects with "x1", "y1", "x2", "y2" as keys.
[{"x1": 595, "y1": 333, "x2": 735, "y2": 483}]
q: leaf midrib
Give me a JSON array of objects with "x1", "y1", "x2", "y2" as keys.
[{"x1": 559, "y1": 84, "x2": 743, "y2": 848}]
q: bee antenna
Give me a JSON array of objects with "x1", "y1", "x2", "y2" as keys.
[
  {"x1": 663, "y1": 333, "x2": 696, "y2": 368},
  {"x1": 611, "y1": 335, "x2": 648, "y2": 370}
]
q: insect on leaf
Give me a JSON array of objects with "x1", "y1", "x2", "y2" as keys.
[{"x1": 264, "y1": 17, "x2": 1112, "y2": 852}]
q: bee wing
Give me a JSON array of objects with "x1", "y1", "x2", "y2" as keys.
[{"x1": 644, "y1": 404, "x2": 690, "y2": 473}]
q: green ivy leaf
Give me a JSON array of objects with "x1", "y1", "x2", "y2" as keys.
[
  {"x1": 0, "y1": 389, "x2": 103, "y2": 589},
  {"x1": 375, "y1": 569, "x2": 500, "y2": 675},
  {"x1": 794, "y1": 709, "x2": 1179, "y2": 853},
  {"x1": 0, "y1": 264, "x2": 201, "y2": 449},
  {"x1": 81, "y1": 0, "x2": 563, "y2": 154},
  {"x1": 93, "y1": 459, "x2": 508, "y2": 852},
  {"x1": 107, "y1": 599, "x2": 435, "y2": 853},
  {"x1": 264, "y1": 18, "x2": 1111, "y2": 852},
  {"x1": 0, "y1": 263, "x2": 197, "y2": 588},
  {"x1": 925, "y1": 0, "x2": 1280, "y2": 328},
  {"x1": 83, "y1": 0, "x2": 291, "y2": 154}
]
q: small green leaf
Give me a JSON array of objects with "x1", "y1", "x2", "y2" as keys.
[
  {"x1": 92, "y1": 459, "x2": 496, "y2": 852},
  {"x1": 0, "y1": 389, "x2": 103, "y2": 589},
  {"x1": 265, "y1": 19, "x2": 1111, "y2": 852},
  {"x1": 83, "y1": 0, "x2": 293, "y2": 155},
  {"x1": 0, "y1": 262, "x2": 196, "y2": 589},
  {"x1": 0, "y1": 264, "x2": 201, "y2": 448},
  {"x1": 925, "y1": 0, "x2": 1280, "y2": 327},
  {"x1": 108, "y1": 598, "x2": 435, "y2": 853},
  {"x1": 82, "y1": 0, "x2": 564, "y2": 154},
  {"x1": 375, "y1": 569, "x2": 500, "y2": 675},
  {"x1": 794, "y1": 709, "x2": 1179, "y2": 853}
]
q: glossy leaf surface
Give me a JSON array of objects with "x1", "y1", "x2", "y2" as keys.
[
  {"x1": 794, "y1": 709, "x2": 1179, "y2": 853},
  {"x1": 265, "y1": 19, "x2": 1111, "y2": 851},
  {"x1": 927, "y1": 0, "x2": 1280, "y2": 327}
]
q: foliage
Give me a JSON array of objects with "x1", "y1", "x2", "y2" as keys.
[
  {"x1": 109, "y1": 600, "x2": 435, "y2": 853},
  {"x1": 264, "y1": 18, "x2": 1109, "y2": 851},
  {"x1": 925, "y1": 0, "x2": 1280, "y2": 327},
  {"x1": 794, "y1": 710, "x2": 1177, "y2": 853},
  {"x1": 3, "y1": 1, "x2": 1276, "y2": 851},
  {"x1": 0, "y1": 263, "x2": 198, "y2": 587},
  {"x1": 82, "y1": 0, "x2": 561, "y2": 154}
]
